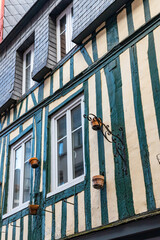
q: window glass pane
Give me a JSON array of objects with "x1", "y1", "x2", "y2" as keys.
[
  {"x1": 58, "y1": 137, "x2": 68, "y2": 186},
  {"x1": 72, "y1": 128, "x2": 84, "y2": 178},
  {"x1": 71, "y1": 105, "x2": 81, "y2": 131},
  {"x1": 13, "y1": 147, "x2": 22, "y2": 208},
  {"x1": 26, "y1": 66, "x2": 31, "y2": 91},
  {"x1": 25, "y1": 140, "x2": 31, "y2": 162},
  {"x1": 60, "y1": 15, "x2": 66, "y2": 59},
  {"x1": 15, "y1": 147, "x2": 22, "y2": 170},
  {"x1": 23, "y1": 161, "x2": 31, "y2": 203},
  {"x1": 60, "y1": 15, "x2": 66, "y2": 33},
  {"x1": 57, "y1": 115, "x2": 66, "y2": 140},
  {"x1": 26, "y1": 51, "x2": 31, "y2": 67}
]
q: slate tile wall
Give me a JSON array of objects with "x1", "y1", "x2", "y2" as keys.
[
  {"x1": 0, "y1": 0, "x2": 61, "y2": 108},
  {"x1": 72, "y1": 0, "x2": 115, "y2": 40}
]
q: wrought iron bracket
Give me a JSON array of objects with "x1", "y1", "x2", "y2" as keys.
[{"x1": 83, "y1": 113, "x2": 127, "y2": 174}]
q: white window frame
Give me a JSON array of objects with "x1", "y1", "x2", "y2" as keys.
[
  {"x1": 22, "y1": 44, "x2": 34, "y2": 94},
  {"x1": 48, "y1": 95, "x2": 85, "y2": 197},
  {"x1": 3, "y1": 133, "x2": 32, "y2": 219},
  {"x1": 56, "y1": 3, "x2": 75, "y2": 62}
]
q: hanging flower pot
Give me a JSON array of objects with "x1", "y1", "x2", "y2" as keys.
[
  {"x1": 29, "y1": 204, "x2": 39, "y2": 215},
  {"x1": 91, "y1": 117, "x2": 102, "y2": 130},
  {"x1": 29, "y1": 157, "x2": 39, "y2": 168},
  {"x1": 92, "y1": 175, "x2": 104, "y2": 189}
]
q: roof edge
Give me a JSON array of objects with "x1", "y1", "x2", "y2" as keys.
[
  {"x1": 72, "y1": 0, "x2": 130, "y2": 44},
  {"x1": 0, "y1": 0, "x2": 49, "y2": 52}
]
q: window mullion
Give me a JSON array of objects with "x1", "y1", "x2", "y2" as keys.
[
  {"x1": 67, "y1": 109, "x2": 72, "y2": 182},
  {"x1": 10, "y1": 149, "x2": 15, "y2": 211},
  {"x1": 66, "y1": 10, "x2": 70, "y2": 53},
  {"x1": 69, "y1": 7, "x2": 72, "y2": 50},
  {"x1": 57, "y1": 18, "x2": 60, "y2": 61},
  {"x1": 54, "y1": 119, "x2": 58, "y2": 191},
  {"x1": 81, "y1": 98, "x2": 85, "y2": 176},
  {"x1": 20, "y1": 143, "x2": 24, "y2": 205},
  {"x1": 30, "y1": 45, "x2": 34, "y2": 87}
]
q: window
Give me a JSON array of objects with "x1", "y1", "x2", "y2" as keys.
[
  {"x1": 50, "y1": 96, "x2": 84, "y2": 195},
  {"x1": 22, "y1": 44, "x2": 34, "y2": 94},
  {"x1": 6, "y1": 133, "x2": 32, "y2": 216},
  {"x1": 56, "y1": 3, "x2": 75, "y2": 61}
]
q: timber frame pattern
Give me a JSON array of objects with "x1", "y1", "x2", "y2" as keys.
[{"x1": 1, "y1": 0, "x2": 160, "y2": 239}]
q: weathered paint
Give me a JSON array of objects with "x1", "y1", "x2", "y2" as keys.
[
  {"x1": 7, "y1": 223, "x2": 12, "y2": 240},
  {"x1": 96, "y1": 28, "x2": 107, "y2": 59},
  {"x1": 92, "y1": 32, "x2": 108, "y2": 225},
  {"x1": 59, "y1": 67, "x2": 63, "y2": 89},
  {"x1": 0, "y1": 137, "x2": 5, "y2": 206},
  {"x1": 1, "y1": 225, "x2": 6, "y2": 240},
  {"x1": 63, "y1": 60, "x2": 70, "y2": 85},
  {"x1": 154, "y1": 26, "x2": 160, "y2": 79},
  {"x1": 83, "y1": 81, "x2": 91, "y2": 231},
  {"x1": 96, "y1": 22, "x2": 106, "y2": 33},
  {"x1": 137, "y1": 35, "x2": 160, "y2": 208},
  {"x1": 143, "y1": 0, "x2": 151, "y2": 22},
  {"x1": 120, "y1": 49, "x2": 147, "y2": 214},
  {"x1": 55, "y1": 201, "x2": 62, "y2": 239},
  {"x1": 1, "y1": 0, "x2": 160, "y2": 239},
  {"x1": 22, "y1": 118, "x2": 33, "y2": 131},
  {"x1": 88, "y1": 75, "x2": 101, "y2": 228},
  {"x1": 132, "y1": 0, "x2": 145, "y2": 31},
  {"x1": 9, "y1": 108, "x2": 14, "y2": 125},
  {"x1": 148, "y1": 31, "x2": 160, "y2": 138},
  {"x1": 149, "y1": 0, "x2": 160, "y2": 18},
  {"x1": 101, "y1": 68, "x2": 118, "y2": 223},
  {"x1": 33, "y1": 88, "x2": 39, "y2": 104},
  {"x1": 49, "y1": 84, "x2": 83, "y2": 112},
  {"x1": 53, "y1": 69, "x2": 60, "y2": 93},
  {"x1": 1, "y1": 137, "x2": 7, "y2": 207},
  {"x1": 85, "y1": 40, "x2": 94, "y2": 62},
  {"x1": 78, "y1": 191, "x2": 86, "y2": 232},
  {"x1": 9, "y1": 128, "x2": 19, "y2": 141},
  {"x1": 82, "y1": 34, "x2": 92, "y2": 44},
  {"x1": 74, "y1": 50, "x2": 88, "y2": 76},
  {"x1": 106, "y1": 14, "x2": 135, "y2": 219},
  {"x1": 27, "y1": 94, "x2": 35, "y2": 111},
  {"x1": 45, "y1": 206, "x2": 52, "y2": 240},
  {"x1": 66, "y1": 196, "x2": 74, "y2": 236},
  {"x1": 117, "y1": 8, "x2": 129, "y2": 42},
  {"x1": 23, "y1": 216, "x2": 28, "y2": 240},
  {"x1": 1, "y1": 116, "x2": 7, "y2": 130},
  {"x1": 15, "y1": 219, "x2": 20, "y2": 240},
  {"x1": 50, "y1": 76, "x2": 53, "y2": 96},
  {"x1": 40, "y1": 108, "x2": 45, "y2": 192},
  {"x1": 44, "y1": 77, "x2": 50, "y2": 100}
]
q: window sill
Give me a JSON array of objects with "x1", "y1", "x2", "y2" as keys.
[
  {"x1": 2, "y1": 201, "x2": 29, "y2": 220},
  {"x1": 47, "y1": 175, "x2": 85, "y2": 198}
]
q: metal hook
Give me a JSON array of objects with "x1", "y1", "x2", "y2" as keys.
[
  {"x1": 43, "y1": 209, "x2": 55, "y2": 214},
  {"x1": 10, "y1": 223, "x2": 20, "y2": 228},
  {"x1": 64, "y1": 199, "x2": 74, "y2": 206}
]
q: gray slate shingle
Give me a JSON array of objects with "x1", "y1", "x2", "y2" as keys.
[{"x1": 3, "y1": 0, "x2": 37, "y2": 39}]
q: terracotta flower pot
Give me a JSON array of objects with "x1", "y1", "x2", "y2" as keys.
[
  {"x1": 29, "y1": 204, "x2": 39, "y2": 215},
  {"x1": 91, "y1": 117, "x2": 102, "y2": 130},
  {"x1": 29, "y1": 157, "x2": 39, "y2": 168},
  {"x1": 92, "y1": 175, "x2": 104, "y2": 189}
]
